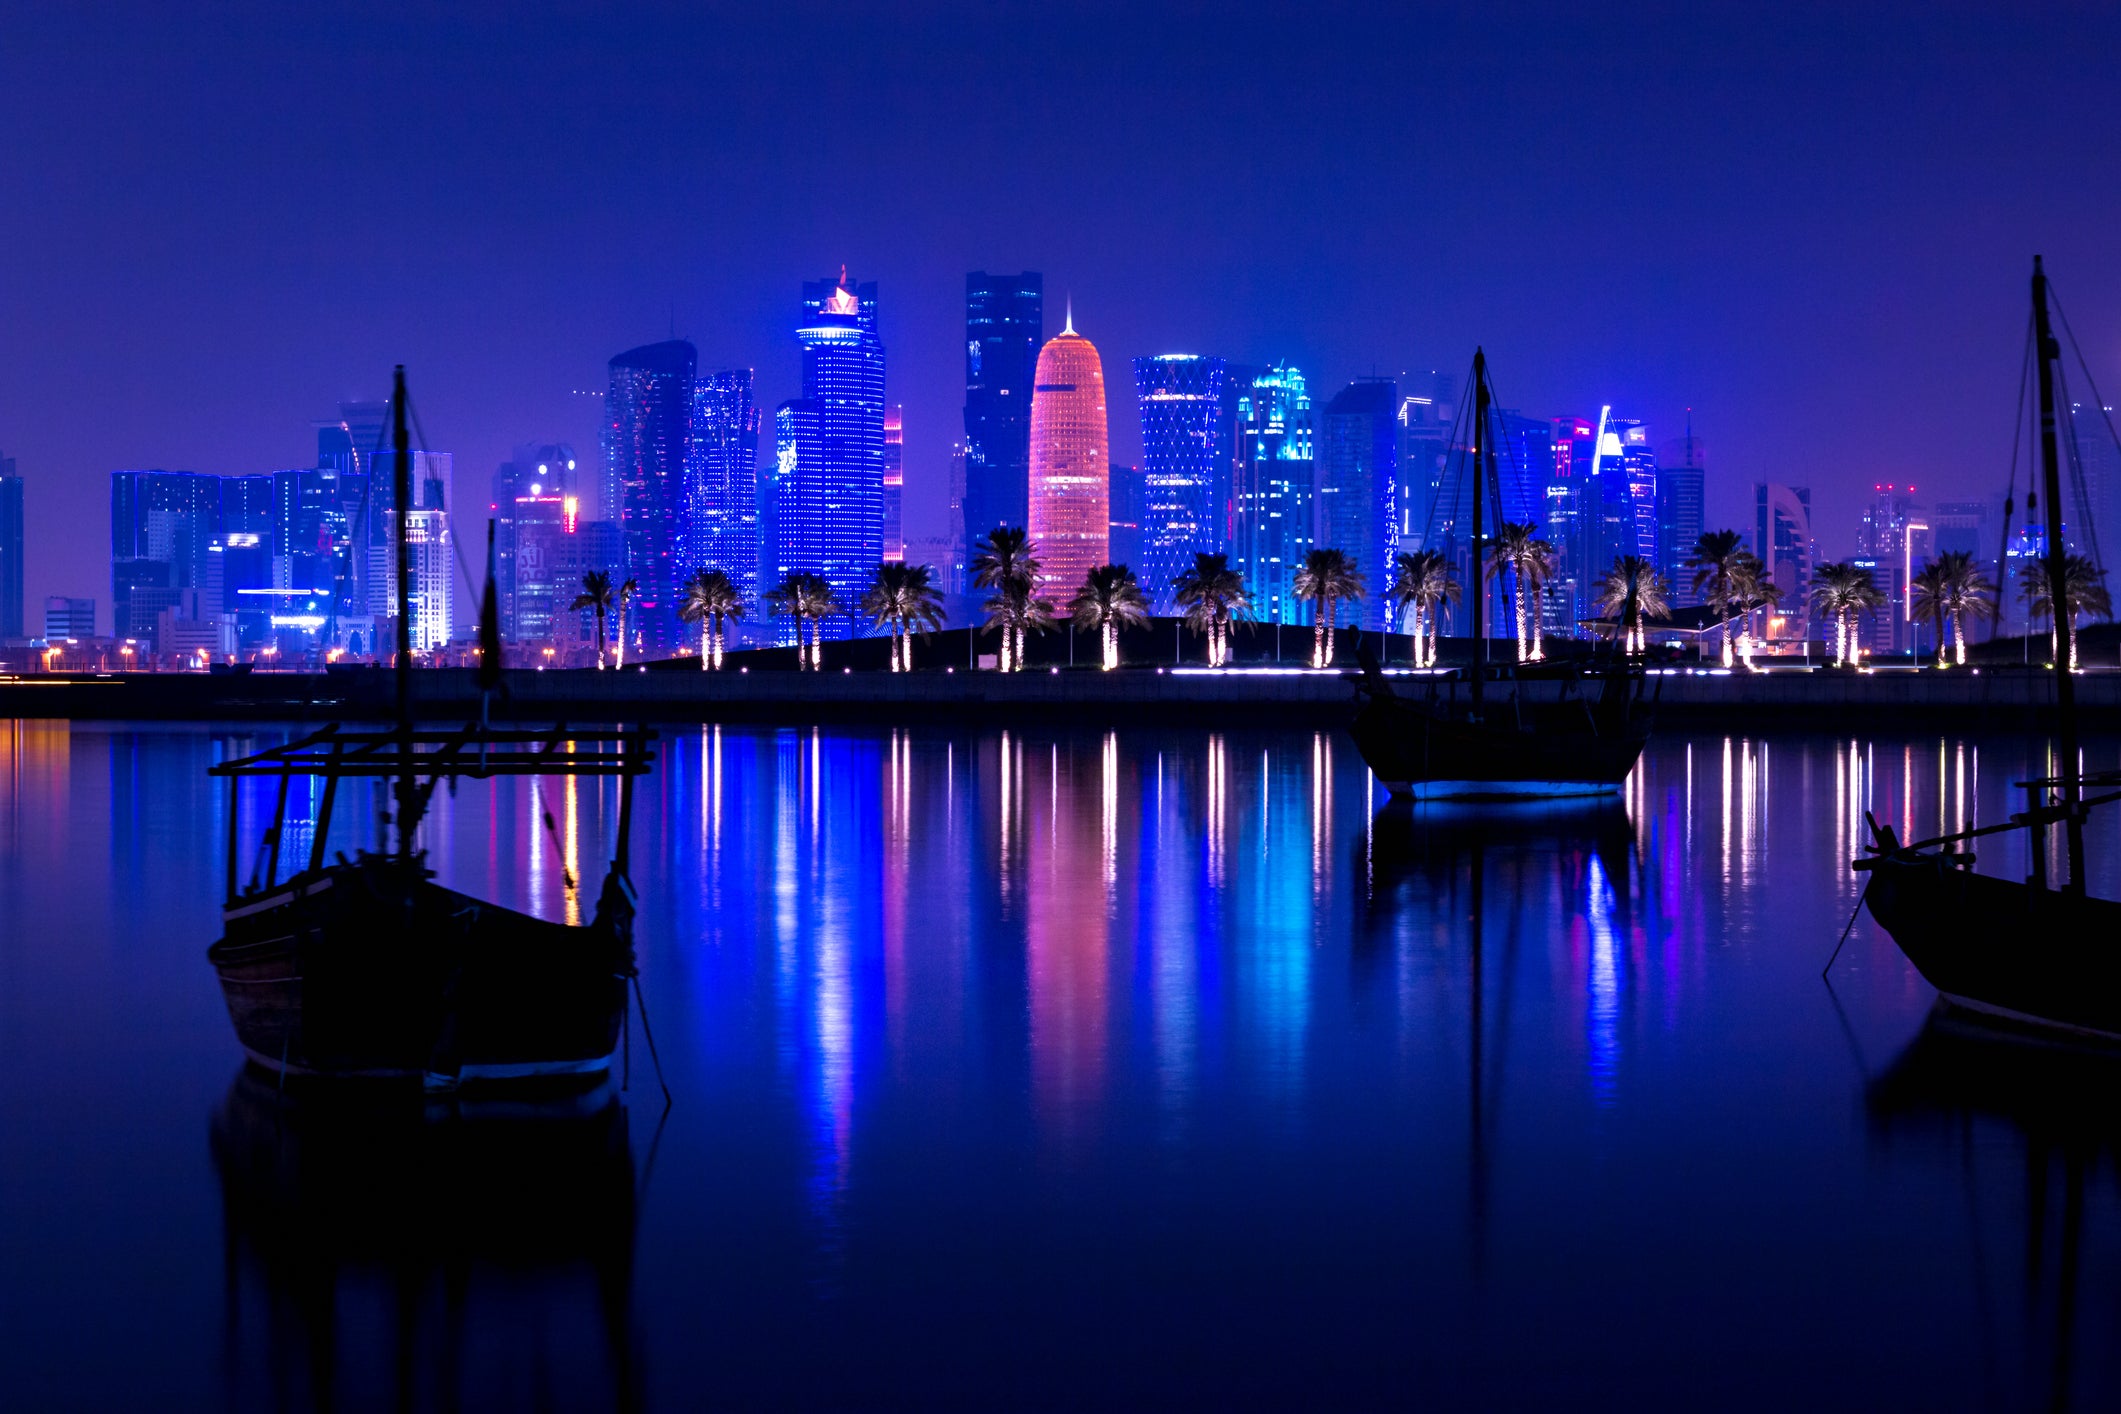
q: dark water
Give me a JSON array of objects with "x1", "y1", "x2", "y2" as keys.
[{"x1": 4, "y1": 721, "x2": 2121, "y2": 1411}]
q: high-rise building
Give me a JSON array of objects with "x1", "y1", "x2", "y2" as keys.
[
  {"x1": 405, "y1": 507, "x2": 452, "y2": 651},
  {"x1": 44, "y1": 597, "x2": 95, "y2": 639},
  {"x1": 1027, "y1": 313, "x2": 1110, "y2": 597},
  {"x1": 492, "y1": 444, "x2": 578, "y2": 642},
  {"x1": 964, "y1": 272, "x2": 1043, "y2": 553},
  {"x1": 1107, "y1": 462, "x2": 1143, "y2": 575},
  {"x1": 0, "y1": 455, "x2": 21, "y2": 639},
  {"x1": 686, "y1": 372, "x2": 760, "y2": 591},
  {"x1": 771, "y1": 275, "x2": 886, "y2": 637},
  {"x1": 1856, "y1": 483, "x2": 1919, "y2": 654},
  {"x1": 507, "y1": 491, "x2": 580, "y2": 651},
  {"x1": 944, "y1": 439, "x2": 968, "y2": 597},
  {"x1": 1134, "y1": 354, "x2": 1228, "y2": 606},
  {"x1": 604, "y1": 339, "x2": 697, "y2": 655},
  {"x1": 2068, "y1": 401, "x2": 2120, "y2": 566},
  {"x1": 359, "y1": 452, "x2": 452, "y2": 623},
  {"x1": 111, "y1": 470, "x2": 223, "y2": 643},
  {"x1": 1656, "y1": 431, "x2": 1706, "y2": 608},
  {"x1": 1232, "y1": 364, "x2": 1315, "y2": 624},
  {"x1": 1754, "y1": 482, "x2": 1815, "y2": 641},
  {"x1": 1609, "y1": 419, "x2": 1659, "y2": 570},
  {"x1": 1396, "y1": 373, "x2": 1456, "y2": 557},
  {"x1": 882, "y1": 405, "x2": 905, "y2": 563},
  {"x1": 1317, "y1": 379, "x2": 1399, "y2": 628}
]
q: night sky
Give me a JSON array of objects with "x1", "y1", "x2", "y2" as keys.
[{"x1": 4, "y1": 1, "x2": 2118, "y2": 621}]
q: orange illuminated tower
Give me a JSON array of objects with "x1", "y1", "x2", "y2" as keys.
[{"x1": 1026, "y1": 307, "x2": 1109, "y2": 596}]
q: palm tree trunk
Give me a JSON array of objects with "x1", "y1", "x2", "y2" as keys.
[
  {"x1": 1515, "y1": 579, "x2": 1528, "y2": 662},
  {"x1": 1312, "y1": 610, "x2": 1325, "y2": 669},
  {"x1": 1530, "y1": 592, "x2": 1544, "y2": 661},
  {"x1": 595, "y1": 610, "x2": 607, "y2": 669},
  {"x1": 1952, "y1": 612, "x2": 1964, "y2": 666},
  {"x1": 1323, "y1": 601, "x2": 1336, "y2": 667}
]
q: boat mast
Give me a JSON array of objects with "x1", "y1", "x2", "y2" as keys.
[
  {"x1": 1471, "y1": 348, "x2": 1487, "y2": 709},
  {"x1": 392, "y1": 365, "x2": 415, "y2": 858},
  {"x1": 2032, "y1": 258, "x2": 2084, "y2": 893}
]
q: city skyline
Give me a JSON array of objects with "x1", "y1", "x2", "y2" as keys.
[{"x1": 4, "y1": 5, "x2": 2116, "y2": 618}]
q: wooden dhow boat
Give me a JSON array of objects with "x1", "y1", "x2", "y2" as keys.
[
  {"x1": 1854, "y1": 257, "x2": 2121, "y2": 1043},
  {"x1": 207, "y1": 366, "x2": 657, "y2": 1088},
  {"x1": 1347, "y1": 348, "x2": 1655, "y2": 800}
]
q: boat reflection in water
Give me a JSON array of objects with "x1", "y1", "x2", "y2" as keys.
[
  {"x1": 1866, "y1": 1017, "x2": 2121, "y2": 1414},
  {"x1": 211, "y1": 1069, "x2": 642, "y2": 1412}
]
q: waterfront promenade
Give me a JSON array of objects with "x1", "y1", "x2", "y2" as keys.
[{"x1": 4, "y1": 660, "x2": 2117, "y2": 728}]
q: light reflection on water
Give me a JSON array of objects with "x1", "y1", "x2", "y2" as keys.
[{"x1": 5, "y1": 722, "x2": 2121, "y2": 1408}]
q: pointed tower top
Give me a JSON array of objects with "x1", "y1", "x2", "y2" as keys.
[{"x1": 1062, "y1": 296, "x2": 1074, "y2": 337}]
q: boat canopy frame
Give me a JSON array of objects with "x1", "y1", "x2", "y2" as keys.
[{"x1": 213, "y1": 721, "x2": 656, "y2": 905}]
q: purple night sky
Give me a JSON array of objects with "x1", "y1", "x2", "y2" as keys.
[{"x1": 2, "y1": 2, "x2": 2117, "y2": 622}]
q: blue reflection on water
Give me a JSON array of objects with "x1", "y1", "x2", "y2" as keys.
[{"x1": 8, "y1": 722, "x2": 2121, "y2": 1409}]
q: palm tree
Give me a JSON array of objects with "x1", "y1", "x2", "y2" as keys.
[
  {"x1": 1171, "y1": 553, "x2": 1250, "y2": 667},
  {"x1": 678, "y1": 568, "x2": 746, "y2": 670},
  {"x1": 1810, "y1": 561, "x2": 1885, "y2": 666},
  {"x1": 971, "y1": 525, "x2": 1041, "y2": 671},
  {"x1": 862, "y1": 562, "x2": 946, "y2": 672},
  {"x1": 1388, "y1": 550, "x2": 1458, "y2": 668},
  {"x1": 1909, "y1": 561, "x2": 1953, "y2": 667},
  {"x1": 1486, "y1": 522, "x2": 1555, "y2": 663},
  {"x1": 1936, "y1": 550, "x2": 1996, "y2": 665},
  {"x1": 610, "y1": 576, "x2": 639, "y2": 668},
  {"x1": 569, "y1": 569, "x2": 614, "y2": 669},
  {"x1": 1294, "y1": 547, "x2": 1365, "y2": 668},
  {"x1": 983, "y1": 579, "x2": 1056, "y2": 670},
  {"x1": 1687, "y1": 529, "x2": 1748, "y2": 667},
  {"x1": 1726, "y1": 551, "x2": 1779, "y2": 669},
  {"x1": 1594, "y1": 555, "x2": 1671, "y2": 655},
  {"x1": 2023, "y1": 552, "x2": 2111, "y2": 670},
  {"x1": 1068, "y1": 564, "x2": 1151, "y2": 671},
  {"x1": 765, "y1": 570, "x2": 837, "y2": 670}
]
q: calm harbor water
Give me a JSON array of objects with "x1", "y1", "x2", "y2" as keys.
[{"x1": 4, "y1": 720, "x2": 2121, "y2": 1410}]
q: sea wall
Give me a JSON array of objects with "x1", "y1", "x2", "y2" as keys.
[{"x1": 4, "y1": 664, "x2": 2117, "y2": 730}]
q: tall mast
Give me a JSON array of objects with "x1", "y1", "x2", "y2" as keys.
[
  {"x1": 392, "y1": 366, "x2": 414, "y2": 858},
  {"x1": 2032, "y1": 258, "x2": 2084, "y2": 893},
  {"x1": 1470, "y1": 348, "x2": 1488, "y2": 708}
]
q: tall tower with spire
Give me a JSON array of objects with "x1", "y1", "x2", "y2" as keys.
[{"x1": 1027, "y1": 307, "x2": 1110, "y2": 597}]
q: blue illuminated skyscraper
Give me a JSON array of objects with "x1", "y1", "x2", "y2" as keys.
[
  {"x1": 771, "y1": 275, "x2": 886, "y2": 636},
  {"x1": 604, "y1": 339, "x2": 697, "y2": 654},
  {"x1": 1232, "y1": 365, "x2": 1314, "y2": 623},
  {"x1": 686, "y1": 369, "x2": 761, "y2": 593},
  {"x1": 1133, "y1": 354, "x2": 1228, "y2": 606},
  {"x1": 964, "y1": 273, "x2": 1043, "y2": 553},
  {"x1": 111, "y1": 470, "x2": 223, "y2": 642},
  {"x1": 1317, "y1": 379, "x2": 1398, "y2": 627}
]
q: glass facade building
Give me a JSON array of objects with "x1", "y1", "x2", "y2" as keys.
[
  {"x1": 1232, "y1": 364, "x2": 1314, "y2": 624},
  {"x1": 772, "y1": 276, "x2": 886, "y2": 639},
  {"x1": 686, "y1": 370, "x2": 761, "y2": 592},
  {"x1": 882, "y1": 405, "x2": 905, "y2": 563},
  {"x1": 1657, "y1": 433, "x2": 1706, "y2": 608},
  {"x1": 603, "y1": 339, "x2": 697, "y2": 654},
  {"x1": 1027, "y1": 318, "x2": 1110, "y2": 597},
  {"x1": 491, "y1": 443, "x2": 578, "y2": 643},
  {"x1": 1133, "y1": 354, "x2": 1228, "y2": 607},
  {"x1": 964, "y1": 272, "x2": 1043, "y2": 553},
  {"x1": 1316, "y1": 379, "x2": 1398, "y2": 627}
]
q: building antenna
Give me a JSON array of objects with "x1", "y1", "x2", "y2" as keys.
[
  {"x1": 1063, "y1": 295, "x2": 1074, "y2": 337},
  {"x1": 1687, "y1": 406, "x2": 1696, "y2": 465}
]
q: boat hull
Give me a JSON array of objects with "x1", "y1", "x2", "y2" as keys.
[
  {"x1": 1347, "y1": 690, "x2": 1650, "y2": 800},
  {"x1": 1862, "y1": 854, "x2": 2121, "y2": 1043},
  {"x1": 207, "y1": 857, "x2": 633, "y2": 1084}
]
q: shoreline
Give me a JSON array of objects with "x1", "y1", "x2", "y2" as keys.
[{"x1": 2, "y1": 662, "x2": 2112, "y2": 729}]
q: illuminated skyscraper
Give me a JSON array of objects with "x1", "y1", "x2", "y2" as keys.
[
  {"x1": 1027, "y1": 312, "x2": 1110, "y2": 596},
  {"x1": 492, "y1": 443, "x2": 578, "y2": 641},
  {"x1": 603, "y1": 339, "x2": 697, "y2": 654},
  {"x1": 964, "y1": 272, "x2": 1043, "y2": 552},
  {"x1": 1107, "y1": 462, "x2": 1142, "y2": 572},
  {"x1": 1232, "y1": 364, "x2": 1314, "y2": 623},
  {"x1": 1133, "y1": 354, "x2": 1227, "y2": 606},
  {"x1": 882, "y1": 405, "x2": 905, "y2": 562},
  {"x1": 0, "y1": 455, "x2": 22, "y2": 638},
  {"x1": 1755, "y1": 481, "x2": 1815, "y2": 641},
  {"x1": 1317, "y1": 379, "x2": 1398, "y2": 627},
  {"x1": 771, "y1": 274, "x2": 886, "y2": 637},
  {"x1": 1657, "y1": 428, "x2": 1705, "y2": 608},
  {"x1": 686, "y1": 370, "x2": 761, "y2": 591},
  {"x1": 111, "y1": 470, "x2": 223, "y2": 643}
]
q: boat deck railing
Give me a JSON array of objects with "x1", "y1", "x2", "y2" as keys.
[{"x1": 211, "y1": 722, "x2": 656, "y2": 779}]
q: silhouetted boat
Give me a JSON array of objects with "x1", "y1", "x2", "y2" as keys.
[
  {"x1": 1347, "y1": 348, "x2": 1655, "y2": 799},
  {"x1": 1856, "y1": 258, "x2": 2121, "y2": 1042},
  {"x1": 207, "y1": 367, "x2": 656, "y2": 1087}
]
